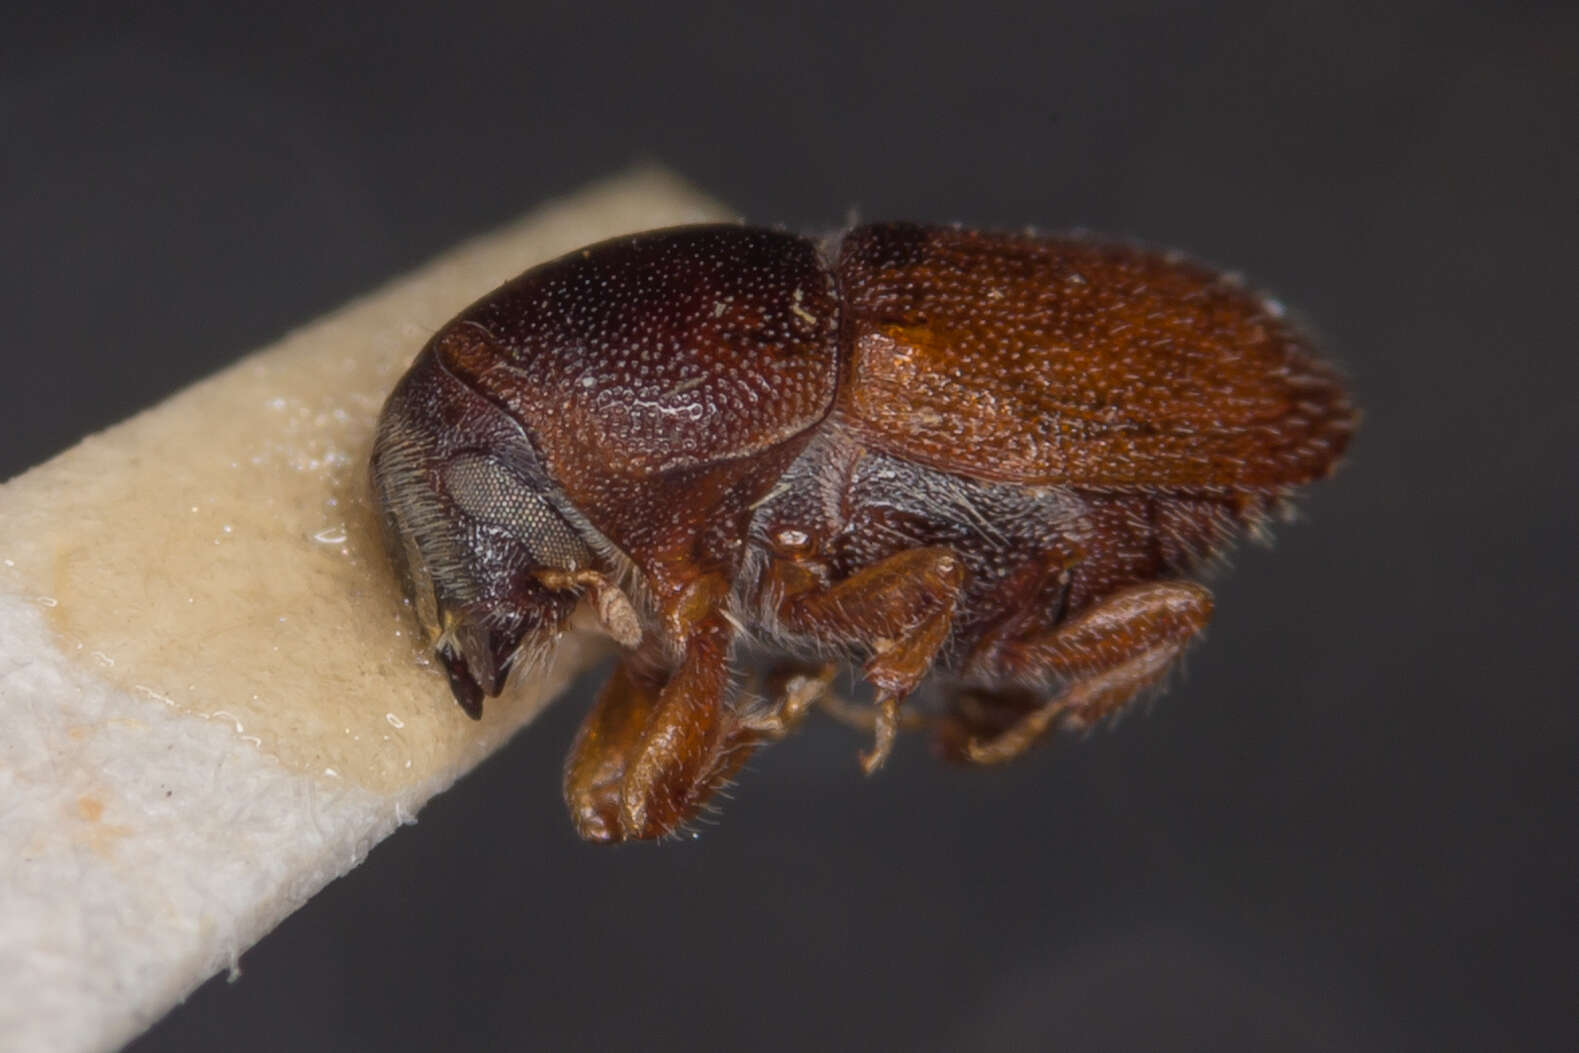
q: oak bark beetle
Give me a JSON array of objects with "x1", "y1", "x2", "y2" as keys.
[{"x1": 371, "y1": 223, "x2": 1354, "y2": 842}]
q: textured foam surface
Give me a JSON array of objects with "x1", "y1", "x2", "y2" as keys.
[{"x1": 0, "y1": 170, "x2": 728, "y2": 1052}]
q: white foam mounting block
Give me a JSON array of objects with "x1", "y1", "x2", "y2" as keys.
[{"x1": 0, "y1": 169, "x2": 731, "y2": 1053}]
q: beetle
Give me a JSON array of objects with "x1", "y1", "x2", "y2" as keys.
[{"x1": 370, "y1": 222, "x2": 1354, "y2": 842}]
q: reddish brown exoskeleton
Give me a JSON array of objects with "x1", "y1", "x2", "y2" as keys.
[{"x1": 371, "y1": 223, "x2": 1354, "y2": 842}]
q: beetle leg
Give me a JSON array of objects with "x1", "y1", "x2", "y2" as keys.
[
  {"x1": 815, "y1": 685, "x2": 929, "y2": 736},
  {"x1": 562, "y1": 614, "x2": 755, "y2": 841},
  {"x1": 770, "y1": 547, "x2": 965, "y2": 773},
  {"x1": 562, "y1": 651, "x2": 666, "y2": 841},
  {"x1": 740, "y1": 661, "x2": 838, "y2": 739},
  {"x1": 932, "y1": 686, "x2": 1045, "y2": 764},
  {"x1": 741, "y1": 661, "x2": 934, "y2": 739},
  {"x1": 945, "y1": 580, "x2": 1213, "y2": 765}
]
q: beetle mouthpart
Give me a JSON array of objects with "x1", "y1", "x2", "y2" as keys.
[
  {"x1": 432, "y1": 588, "x2": 575, "y2": 719},
  {"x1": 436, "y1": 640, "x2": 486, "y2": 720},
  {"x1": 434, "y1": 612, "x2": 509, "y2": 720}
]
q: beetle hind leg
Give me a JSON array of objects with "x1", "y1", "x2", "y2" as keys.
[
  {"x1": 934, "y1": 685, "x2": 1045, "y2": 764},
  {"x1": 943, "y1": 580, "x2": 1213, "y2": 765}
]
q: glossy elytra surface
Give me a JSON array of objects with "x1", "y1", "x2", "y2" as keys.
[{"x1": 370, "y1": 222, "x2": 1354, "y2": 842}]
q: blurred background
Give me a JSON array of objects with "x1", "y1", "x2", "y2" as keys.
[{"x1": 4, "y1": 2, "x2": 1574, "y2": 1050}]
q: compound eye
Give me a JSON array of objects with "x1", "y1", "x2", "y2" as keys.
[{"x1": 441, "y1": 452, "x2": 590, "y2": 571}]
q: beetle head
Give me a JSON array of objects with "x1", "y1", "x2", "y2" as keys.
[{"x1": 370, "y1": 347, "x2": 633, "y2": 718}]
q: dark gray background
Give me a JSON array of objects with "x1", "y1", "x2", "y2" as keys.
[{"x1": 5, "y1": 2, "x2": 1574, "y2": 1050}]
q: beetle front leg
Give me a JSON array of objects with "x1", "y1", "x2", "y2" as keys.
[
  {"x1": 562, "y1": 615, "x2": 754, "y2": 842},
  {"x1": 740, "y1": 661, "x2": 838, "y2": 739},
  {"x1": 945, "y1": 580, "x2": 1213, "y2": 764},
  {"x1": 562, "y1": 651, "x2": 665, "y2": 841},
  {"x1": 770, "y1": 547, "x2": 965, "y2": 772}
]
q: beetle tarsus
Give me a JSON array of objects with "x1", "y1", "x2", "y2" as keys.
[
  {"x1": 859, "y1": 695, "x2": 902, "y2": 774},
  {"x1": 741, "y1": 662, "x2": 838, "y2": 739}
]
